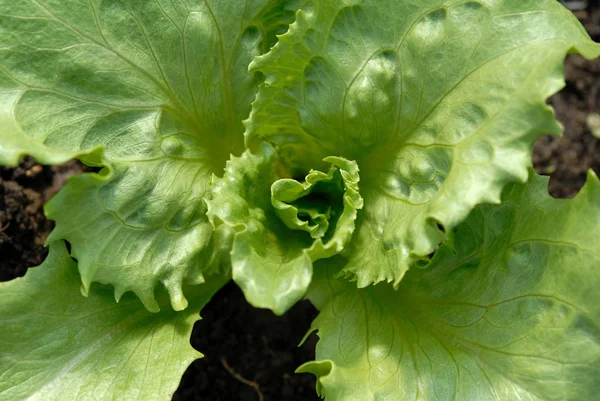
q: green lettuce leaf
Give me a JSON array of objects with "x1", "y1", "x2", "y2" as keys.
[
  {"x1": 247, "y1": 0, "x2": 600, "y2": 287},
  {"x1": 207, "y1": 143, "x2": 362, "y2": 315},
  {"x1": 0, "y1": 241, "x2": 228, "y2": 401},
  {"x1": 299, "y1": 171, "x2": 600, "y2": 401},
  {"x1": 0, "y1": 91, "x2": 102, "y2": 166},
  {"x1": 0, "y1": 0, "x2": 297, "y2": 311}
]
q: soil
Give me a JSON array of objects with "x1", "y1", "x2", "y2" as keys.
[
  {"x1": 173, "y1": 283, "x2": 320, "y2": 401},
  {"x1": 0, "y1": 159, "x2": 87, "y2": 281},
  {"x1": 1, "y1": 5, "x2": 599, "y2": 401},
  {"x1": 531, "y1": 3, "x2": 600, "y2": 198}
]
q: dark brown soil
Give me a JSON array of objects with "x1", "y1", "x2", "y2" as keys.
[
  {"x1": 533, "y1": 54, "x2": 600, "y2": 197},
  {"x1": 174, "y1": 283, "x2": 319, "y2": 401},
  {"x1": 531, "y1": 3, "x2": 600, "y2": 197},
  {"x1": 0, "y1": 158, "x2": 85, "y2": 281},
  {"x1": 1, "y1": 5, "x2": 599, "y2": 401}
]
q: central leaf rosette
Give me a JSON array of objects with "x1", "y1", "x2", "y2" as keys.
[{"x1": 206, "y1": 143, "x2": 363, "y2": 314}]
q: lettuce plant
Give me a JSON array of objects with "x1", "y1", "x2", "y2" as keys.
[{"x1": 0, "y1": 1, "x2": 599, "y2": 400}]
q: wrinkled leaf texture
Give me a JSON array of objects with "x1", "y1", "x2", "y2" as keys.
[
  {"x1": 0, "y1": 0, "x2": 297, "y2": 311},
  {"x1": 301, "y1": 172, "x2": 600, "y2": 401},
  {"x1": 247, "y1": 0, "x2": 600, "y2": 287}
]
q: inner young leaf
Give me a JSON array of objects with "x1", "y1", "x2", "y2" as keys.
[
  {"x1": 207, "y1": 144, "x2": 363, "y2": 315},
  {"x1": 272, "y1": 160, "x2": 351, "y2": 245}
]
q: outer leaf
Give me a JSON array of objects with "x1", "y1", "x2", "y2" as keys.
[
  {"x1": 300, "y1": 172, "x2": 600, "y2": 401},
  {"x1": 0, "y1": 241, "x2": 228, "y2": 401},
  {"x1": 45, "y1": 163, "x2": 215, "y2": 312},
  {"x1": 247, "y1": 0, "x2": 600, "y2": 287},
  {"x1": 207, "y1": 143, "x2": 362, "y2": 315},
  {"x1": 0, "y1": 0, "x2": 297, "y2": 310},
  {"x1": 0, "y1": 92, "x2": 102, "y2": 166}
]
